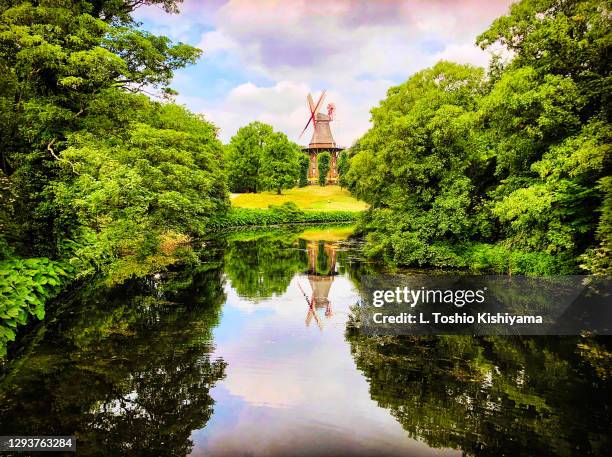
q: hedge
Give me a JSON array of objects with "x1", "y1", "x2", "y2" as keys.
[{"x1": 208, "y1": 202, "x2": 359, "y2": 230}]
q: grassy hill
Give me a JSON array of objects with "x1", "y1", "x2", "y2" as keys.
[{"x1": 231, "y1": 185, "x2": 368, "y2": 212}]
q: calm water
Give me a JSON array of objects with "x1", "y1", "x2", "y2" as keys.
[{"x1": 0, "y1": 226, "x2": 610, "y2": 456}]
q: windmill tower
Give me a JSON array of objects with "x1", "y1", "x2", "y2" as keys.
[{"x1": 299, "y1": 91, "x2": 344, "y2": 184}]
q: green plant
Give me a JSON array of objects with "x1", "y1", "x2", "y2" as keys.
[
  {"x1": 208, "y1": 203, "x2": 359, "y2": 230},
  {"x1": 299, "y1": 154, "x2": 310, "y2": 187},
  {"x1": 0, "y1": 258, "x2": 73, "y2": 356},
  {"x1": 337, "y1": 151, "x2": 349, "y2": 188},
  {"x1": 260, "y1": 132, "x2": 301, "y2": 194}
]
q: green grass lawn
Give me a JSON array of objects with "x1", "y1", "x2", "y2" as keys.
[{"x1": 230, "y1": 185, "x2": 368, "y2": 212}]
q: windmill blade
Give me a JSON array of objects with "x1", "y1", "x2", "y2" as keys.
[
  {"x1": 299, "y1": 90, "x2": 327, "y2": 139},
  {"x1": 313, "y1": 90, "x2": 326, "y2": 115},
  {"x1": 298, "y1": 116, "x2": 314, "y2": 139},
  {"x1": 307, "y1": 93, "x2": 315, "y2": 113}
]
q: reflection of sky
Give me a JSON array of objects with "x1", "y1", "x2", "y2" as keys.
[{"x1": 189, "y1": 269, "x2": 459, "y2": 456}]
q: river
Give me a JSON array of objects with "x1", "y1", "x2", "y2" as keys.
[{"x1": 0, "y1": 225, "x2": 609, "y2": 456}]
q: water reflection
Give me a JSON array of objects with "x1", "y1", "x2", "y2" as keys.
[
  {"x1": 0, "y1": 261, "x2": 227, "y2": 456},
  {"x1": 345, "y1": 333, "x2": 612, "y2": 456},
  {"x1": 0, "y1": 226, "x2": 610, "y2": 457},
  {"x1": 305, "y1": 241, "x2": 337, "y2": 317},
  {"x1": 224, "y1": 233, "x2": 307, "y2": 301}
]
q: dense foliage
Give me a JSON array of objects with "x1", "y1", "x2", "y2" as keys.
[
  {"x1": 226, "y1": 122, "x2": 303, "y2": 194},
  {"x1": 346, "y1": 331, "x2": 611, "y2": 456},
  {"x1": 0, "y1": 0, "x2": 227, "y2": 351},
  {"x1": 345, "y1": 0, "x2": 610, "y2": 274},
  {"x1": 317, "y1": 151, "x2": 331, "y2": 186},
  {"x1": 337, "y1": 150, "x2": 349, "y2": 188},
  {"x1": 298, "y1": 153, "x2": 310, "y2": 187},
  {"x1": 260, "y1": 131, "x2": 301, "y2": 194},
  {"x1": 225, "y1": 122, "x2": 272, "y2": 193},
  {"x1": 0, "y1": 257, "x2": 72, "y2": 356}
]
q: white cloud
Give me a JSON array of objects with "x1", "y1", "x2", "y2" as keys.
[
  {"x1": 198, "y1": 30, "x2": 239, "y2": 54},
  {"x1": 179, "y1": 78, "x2": 391, "y2": 146},
  {"x1": 158, "y1": 0, "x2": 516, "y2": 145},
  {"x1": 432, "y1": 43, "x2": 492, "y2": 67}
]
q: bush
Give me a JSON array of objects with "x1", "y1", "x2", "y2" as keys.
[
  {"x1": 388, "y1": 241, "x2": 576, "y2": 275},
  {"x1": 317, "y1": 152, "x2": 331, "y2": 186},
  {"x1": 299, "y1": 154, "x2": 310, "y2": 187},
  {"x1": 0, "y1": 258, "x2": 73, "y2": 356}
]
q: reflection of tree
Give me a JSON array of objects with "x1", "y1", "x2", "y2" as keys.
[
  {"x1": 225, "y1": 236, "x2": 308, "y2": 300},
  {"x1": 346, "y1": 332, "x2": 611, "y2": 456},
  {"x1": 0, "y1": 260, "x2": 227, "y2": 457}
]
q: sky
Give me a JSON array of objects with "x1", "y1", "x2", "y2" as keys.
[{"x1": 134, "y1": 0, "x2": 515, "y2": 146}]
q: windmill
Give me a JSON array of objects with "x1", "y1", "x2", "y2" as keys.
[{"x1": 299, "y1": 91, "x2": 344, "y2": 184}]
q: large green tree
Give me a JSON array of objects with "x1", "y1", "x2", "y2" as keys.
[
  {"x1": 259, "y1": 131, "x2": 301, "y2": 194},
  {"x1": 0, "y1": 0, "x2": 229, "y2": 347},
  {"x1": 0, "y1": 0, "x2": 202, "y2": 256},
  {"x1": 345, "y1": 62, "x2": 486, "y2": 267},
  {"x1": 225, "y1": 121, "x2": 273, "y2": 193},
  {"x1": 344, "y1": 0, "x2": 610, "y2": 273},
  {"x1": 51, "y1": 98, "x2": 228, "y2": 279},
  {"x1": 476, "y1": 0, "x2": 611, "y2": 273}
]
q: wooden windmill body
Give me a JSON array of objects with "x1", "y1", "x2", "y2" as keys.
[{"x1": 299, "y1": 91, "x2": 344, "y2": 184}]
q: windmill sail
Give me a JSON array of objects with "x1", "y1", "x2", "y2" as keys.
[{"x1": 299, "y1": 91, "x2": 326, "y2": 139}]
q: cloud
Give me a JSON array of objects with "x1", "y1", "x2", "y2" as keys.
[
  {"x1": 198, "y1": 30, "x2": 238, "y2": 54},
  {"x1": 137, "y1": 0, "x2": 516, "y2": 145},
  {"x1": 180, "y1": 78, "x2": 392, "y2": 146}
]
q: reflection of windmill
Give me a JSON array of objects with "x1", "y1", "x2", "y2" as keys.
[
  {"x1": 304, "y1": 241, "x2": 338, "y2": 325},
  {"x1": 297, "y1": 280, "x2": 322, "y2": 330},
  {"x1": 299, "y1": 91, "x2": 344, "y2": 185}
]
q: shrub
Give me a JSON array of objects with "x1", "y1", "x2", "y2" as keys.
[
  {"x1": 299, "y1": 154, "x2": 310, "y2": 187},
  {"x1": 0, "y1": 258, "x2": 73, "y2": 356},
  {"x1": 317, "y1": 152, "x2": 331, "y2": 186},
  {"x1": 208, "y1": 202, "x2": 358, "y2": 230}
]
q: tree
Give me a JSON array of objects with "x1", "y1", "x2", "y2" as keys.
[
  {"x1": 317, "y1": 152, "x2": 331, "y2": 186},
  {"x1": 225, "y1": 122, "x2": 274, "y2": 193},
  {"x1": 476, "y1": 0, "x2": 610, "y2": 272},
  {"x1": 259, "y1": 132, "x2": 301, "y2": 195},
  {"x1": 0, "y1": 0, "x2": 201, "y2": 256},
  {"x1": 337, "y1": 150, "x2": 349, "y2": 188},
  {"x1": 344, "y1": 0, "x2": 610, "y2": 274},
  {"x1": 51, "y1": 98, "x2": 228, "y2": 277},
  {"x1": 299, "y1": 153, "x2": 310, "y2": 187},
  {"x1": 476, "y1": 0, "x2": 609, "y2": 119},
  {"x1": 344, "y1": 62, "x2": 485, "y2": 266}
]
